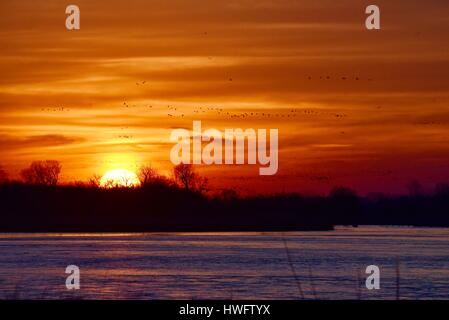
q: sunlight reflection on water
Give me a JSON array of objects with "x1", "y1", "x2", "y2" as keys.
[{"x1": 0, "y1": 226, "x2": 448, "y2": 299}]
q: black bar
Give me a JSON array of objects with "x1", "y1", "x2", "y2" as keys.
[{"x1": 0, "y1": 300, "x2": 447, "y2": 318}]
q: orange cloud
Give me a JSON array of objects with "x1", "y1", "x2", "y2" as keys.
[{"x1": 0, "y1": 0, "x2": 448, "y2": 194}]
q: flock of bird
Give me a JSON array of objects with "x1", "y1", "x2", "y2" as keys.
[
  {"x1": 116, "y1": 72, "x2": 376, "y2": 120},
  {"x1": 307, "y1": 75, "x2": 373, "y2": 81},
  {"x1": 40, "y1": 106, "x2": 70, "y2": 112},
  {"x1": 119, "y1": 99, "x2": 349, "y2": 120},
  {"x1": 41, "y1": 72, "x2": 372, "y2": 116},
  {"x1": 39, "y1": 74, "x2": 440, "y2": 145}
]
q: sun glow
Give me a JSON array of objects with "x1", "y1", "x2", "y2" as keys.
[{"x1": 100, "y1": 169, "x2": 140, "y2": 188}]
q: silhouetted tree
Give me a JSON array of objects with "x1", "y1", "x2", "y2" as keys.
[
  {"x1": 88, "y1": 174, "x2": 102, "y2": 187},
  {"x1": 173, "y1": 163, "x2": 195, "y2": 190},
  {"x1": 220, "y1": 188, "x2": 239, "y2": 202},
  {"x1": 434, "y1": 183, "x2": 449, "y2": 197},
  {"x1": 0, "y1": 166, "x2": 8, "y2": 184},
  {"x1": 329, "y1": 186, "x2": 358, "y2": 199},
  {"x1": 407, "y1": 180, "x2": 424, "y2": 196},
  {"x1": 329, "y1": 186, "x2": 360, "y2": 226},
  {"x1": 138, "y1": 165, "x2": 159, "y2": 186},
  {"x1": 20, "y1": 160, "x2": 61, "y2": 186},
  {"x1": 120, "y1": 174, "x2": 135, "y2": 188},
  {"x1": 102, "y1": 179, "x2": 116, "y2": 189},
  {"x1": 195, "y1": 176, "x2": 209, "y2": 194},
  {"x1": 173, "y1": 163, "x2": 208, "y2": 193},
  {"x1": 71, "y1": 181, "x2": 86, "y2": 187}
]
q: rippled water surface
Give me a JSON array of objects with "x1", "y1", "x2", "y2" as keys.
[{"x1": 0, "y1": 226, "x2": 448, "y2": 299}]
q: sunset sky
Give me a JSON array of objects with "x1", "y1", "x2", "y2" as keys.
[{"x1": 1, "y1": 0, "x2": 448, "y2": 195}]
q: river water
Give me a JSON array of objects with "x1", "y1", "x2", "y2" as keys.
[{"x1": 0, "y1": 226, "x2": 448, "y2": 299}]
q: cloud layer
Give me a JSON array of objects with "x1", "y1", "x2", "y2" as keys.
[{"x1": 0, "y1": 0, "x2": 448, "y2": 194}]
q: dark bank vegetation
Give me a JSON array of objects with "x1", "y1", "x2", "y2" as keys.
[{"x1": 0, "y1": 161, "x2": 448, "y2": 232}]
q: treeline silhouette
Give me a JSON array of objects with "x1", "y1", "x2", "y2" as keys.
[{"x1": 0, "y1": 161, "x2": 448, "y2": 232}]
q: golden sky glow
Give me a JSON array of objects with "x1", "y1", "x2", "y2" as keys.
[{"x1": 1, "y1": 0, "x2": 449, "y2": 194}]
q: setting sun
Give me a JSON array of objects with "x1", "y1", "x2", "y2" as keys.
[{"x1": 100, "y1": 169, "x2": 141, "y2": 188}]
